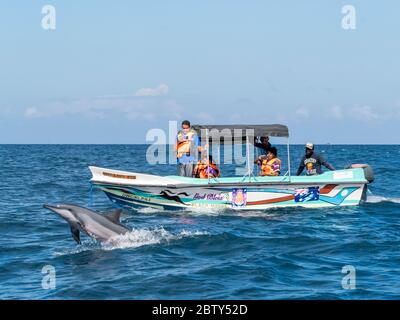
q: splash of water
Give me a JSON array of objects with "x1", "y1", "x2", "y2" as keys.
[
  {"x1": 103, "y1": 227, "x2": 210, "y2": 250},
  {"x1": 185, "y1": 206, "x2": 227, "y2": 216},
  {"x1": 54, "y1": 241, "x2": 101, "y2": 256},
  {"x1": 136, "y1": 207, "x2": 163, "y2": 214},
  {"x1": 102, "y1": 227, "x2": 174, "y2": 250},
  {"x1": 366, "y1": 195, "x2": 400, "y2": 204},
  {"x1": 54, "y1": 227, "x2": 210, "y2": 255}
]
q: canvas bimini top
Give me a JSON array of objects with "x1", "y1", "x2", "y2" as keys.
[{"x1": 192, "y1": 124, "x2": 289, "y2": 144}]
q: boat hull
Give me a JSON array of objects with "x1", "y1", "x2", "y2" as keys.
[{"x1": 89, "y1": 166, "x2": 369, "y2": 211}]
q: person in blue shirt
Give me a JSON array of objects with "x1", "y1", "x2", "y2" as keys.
[{"x1": 175, "y1": 120, "x2": 201, "y2": 177}]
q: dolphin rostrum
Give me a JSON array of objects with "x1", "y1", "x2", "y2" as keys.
[{"x1": 43, "y1": 204, "x2": 130, "y2": 244}]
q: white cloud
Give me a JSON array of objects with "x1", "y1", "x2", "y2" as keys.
[
  {"x1": 330, "y1": 105, "x2": 343, "y2": 119},
  {"x1": 196, "y1": 112, "x2": 215, "y2": 123},
  {"x1": 325, "y1": 104, "x2": 386, "y2": 121},
  {"x1": 0, "y1": 106, "x2": 14, "y2": 117},
  {"x1": 350, "y1": 105, "x2": 379, "y2": 121},
  {"x1": 24, "y1": 107, "x2": 40, "y2": 118},
  {"x1": 295, "y1": 107, "x2": 309, "y2": 118},
  {"x1": 134, "y1": 84, "x2": 169, "y2": 97},
  {"x1": 23, "y1": 94, "x2": 183, "y2": 123}
]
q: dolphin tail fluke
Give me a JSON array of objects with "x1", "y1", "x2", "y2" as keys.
[{"x1": 70, "y1": 225, "x2": 81, "y2": 244}]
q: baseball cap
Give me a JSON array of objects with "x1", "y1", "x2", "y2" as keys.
[{"x1": 306, "y1": 142, "x2": 314, "y2": 150}]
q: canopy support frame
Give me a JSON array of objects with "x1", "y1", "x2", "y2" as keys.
[
  {"x1": 241, "y1": 134, "x2": 257, "y2": 183},
  {"x1": 287, "y1": 137, "x2": 291, "y2": 182}
]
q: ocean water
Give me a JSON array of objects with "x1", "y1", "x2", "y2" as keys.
[{"x1": 1, "y1": 144, "x2": 400, "y2": 300}]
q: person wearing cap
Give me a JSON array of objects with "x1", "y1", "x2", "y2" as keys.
[
  {"x1": 254, "y1": 136, "x2": 272, "y2": 155},
  {"x1": 296, "y1": 143, "x2": 335, "y2": 176},
  {"x1": 175, "y1": 120, "x2": 202, "y2": 177}
]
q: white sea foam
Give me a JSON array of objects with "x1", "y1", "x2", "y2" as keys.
[
  {"x1": 102, "y1": 227, "x2": 173, "y2": 250},
  {"x1": 135, "y1": 207, "x2": 164, "y2": 214},
  {"x1": 54, "y1": 241, "x2": 100, "y2": 256},
  {"x1": 177, "y1": 229, "x2": 209, "y2": 237},
  {"x1": 54, "y1": 227, "x2": 210, "y2": 255},
  {"x1": 185, "y1": 206, "x2": 226, "y2": 216},
  {"x1": 102, "y1": 227, "x2": 209, "y2": 250},
  {"x1": 366, "y1": 195, "x2": 400, "y2": 204},
  {"x1": 234, "y1": 210, "x2": 283, "y2": 219},
  {"x1": 135, "y1": 205, "x2": 228, "y2": 216}
]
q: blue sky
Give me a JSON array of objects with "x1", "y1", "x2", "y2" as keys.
[{"x1": 0, "y1": 0, "x2": 399, "y2": 143}]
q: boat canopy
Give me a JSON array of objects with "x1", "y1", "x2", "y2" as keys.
[{"x1": 192, "y1": 124, "x2": 289, "y2": 143}]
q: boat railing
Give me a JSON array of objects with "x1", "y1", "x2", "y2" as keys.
[
  {"x1": 280, "y1": 170, "x2": 291, "y2": 182},
  {"x1": 199, "y1": 124, "x2": 292, "y2": 185}
]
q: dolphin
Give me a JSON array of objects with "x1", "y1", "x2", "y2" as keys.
[{"x1": 43, "y1": 204, "x2": 130, "y2": 244}]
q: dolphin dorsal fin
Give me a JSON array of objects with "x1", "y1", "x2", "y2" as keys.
[{"x1": 104, "y1": 209, "x2": 122, "y2": 223}]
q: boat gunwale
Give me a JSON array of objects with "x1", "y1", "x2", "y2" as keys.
[{"x1": 90, "y1": 179, "x2": 368, "y2": 189}]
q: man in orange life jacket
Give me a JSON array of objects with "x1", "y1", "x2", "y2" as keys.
[
  {"x1": 296, "y1": 142, "x2": 335, "y2": 176},
  {"x1": 175, "y1": 120, "x2": 202, "y2": 177},
  {"x1": 255, "y1": 147, "x2": 281, "y2": 176}
]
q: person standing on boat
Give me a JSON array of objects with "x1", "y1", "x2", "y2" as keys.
[
  {"x1": 296, "y1": 143, "x2": 335, "y2": 176},
  {"x1": 254, "y1": 136, "x2": 272, "y2": 155},
  {"x1": 175, "y1": 120, "x2": 201, "y2": 177}
]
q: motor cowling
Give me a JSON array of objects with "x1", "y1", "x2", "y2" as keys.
[{"x1": 346, "y1": 164, "x2": 374, "y2": 183}]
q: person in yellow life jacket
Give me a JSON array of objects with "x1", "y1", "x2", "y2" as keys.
[
  {"x1": 193, "y1": 155, "x2": 220, "y2": 179},
  {"x1": 255, "y1": 147, "x2": 281, "y2": 176}
]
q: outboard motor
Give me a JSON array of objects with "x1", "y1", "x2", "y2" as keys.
[{"x1": 345, "y1": 164, "x2": 374, "y2": 183}]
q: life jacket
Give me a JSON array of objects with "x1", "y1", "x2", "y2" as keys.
[
  {"x1": 176, "y1": 129, "x2": 196, "y2": 158},
  {"x1": 194, "y1": 161, "x2": 220, "y2": 179},
  {"x1": 260, "y1": 157, "x2": 281, "y2": 176}
]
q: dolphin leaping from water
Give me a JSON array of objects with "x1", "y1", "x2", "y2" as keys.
[{"x1": 43, "y1": 204, "x2": 130, "y2": 244}]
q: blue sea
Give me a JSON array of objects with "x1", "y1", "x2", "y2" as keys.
[{"x1": 1, "y1": 144, "x2": 400, "y2": 299}]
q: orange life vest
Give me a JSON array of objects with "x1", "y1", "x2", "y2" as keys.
[
  {"x1": 260, "y1": 157, "x2": 281, "y2": 176},
  {"x1": 176, "y1": 129, "x2": 196, "y2": 158},
  {"x1": 194, "y1": 161, "x2": 220, "y2": 179}
]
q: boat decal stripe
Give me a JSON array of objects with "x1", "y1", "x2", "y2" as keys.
[
  {"x1": 319, "y1": 184, "x2": 338, "y2": 194},
  {"x1": 101, "y1": 186, "x2": 166, "y2": 200},
  {"x1": 104, "y1": 191, "x2": 184, "y2": 209},
  {"x1": 247, "y1": 195, "x2": 295, "y2": 205},
  {"x1": 319, "y1": 187, "x2": 359, "y2": 205},
  {"x1": 102, "y1": 172, "x2": 136, "y2": 179},
  {"x1": 245, "y1": 184, "x2": 339, "y2": 205},
  {"x1": 110, "y1": 197, "x2": 177, "y2": 211}
]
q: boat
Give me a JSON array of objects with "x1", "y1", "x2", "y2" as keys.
[{"x1": 89, "y1": 124, "x2": 374, "y2": 210}]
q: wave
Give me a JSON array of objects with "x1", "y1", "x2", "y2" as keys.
[
  {"x1": 103, "y1": 227, "x2": 210, "y2": 250},
  {"x1": 234, "y1": 210, "x2": 287, "y2": 219},
  {"x1": 53, "y1": 241, "x2": 100, "y2": 256},
  {"x1": 31, "y1": 181, "x2": 66, "y2": 189},
  {"x1": 54, "y1": 227, "x2": 210, "y2": 255},
  {"x1": 184, "y1": 206, "x2": 226, "y2": 216},
  {"x1": 137, "y1": 205, "x2": 252, "y2": 217},
  {"x1": 366, "y1": 195, "x2": 400, "y2": 204},
  {"x1": 135, "y1": 207, "x2": 164, "y2": 214}
]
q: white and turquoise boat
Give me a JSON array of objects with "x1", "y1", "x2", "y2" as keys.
[{"x1": 89, "y1": 124, "x2": 373, "y2": 210}]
